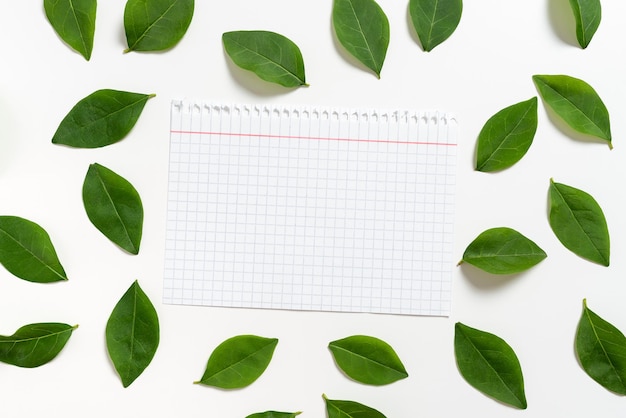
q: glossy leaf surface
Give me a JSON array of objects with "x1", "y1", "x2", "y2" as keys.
[
  {"x1": 328, "y1": 335, "x2": 408, "y2": 385},
  {"x1": 409, "y1": 0, "x2": 462, "y2": 51},
  {"x1": 246, "y1": 412, "x2": 301, "y2": 418},
  {"x1": 323, "y1": 395, "x2": 386, "y2": 418},
  {"x1": 0, "y1": 216, "x2": 67, "y2": 283},
  {"x1": 83, "y1": 163, "x2": 143, "y2": 254},
  {"x1": 196, "y1": 335, "x2": 278, "y2": 389},
  {"x1": 44, "y1": 0, "x2": 96, "y2": 60},
  {"x1": 460, "y1": 227, "x2": 546, "y2": 274},
  {"x1": 332, "y1": 0, "x2": 389, "y2": 78},
  {"x1": 124, "y1": 0, "x2": 194, "y2": 52},
  {"x1": 455, "y1": 322, "x2": 527, "y2": 409},
  {"x1": 576, "y1": 299, "x2": 626, "y2": 394},
  {"x1": 223, "y1": 31, "x2": 307, "y2": 88},
  {"x1": 0, "y1": 323, "x2": 77, "y2": 368},
  {"x1": 106, "y1": 280, "x2": 160, "y2": 387},
  {"x1": 549, "y1": 179, "x2": 609, "y2": 266},
  {"x1": 569, "y1": 0, "x2": 601, "y2": 48},
  {"x1": 475, "y1": 97, "x2": 538, "y2": 172},
  {"x1": 533, "y1": 74, "x2": 611, "y2": 148},
  {"x1": 52, "y1": 89, "x2": 155, "y2": 148}
]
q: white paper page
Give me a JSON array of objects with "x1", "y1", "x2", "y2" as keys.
[{"x1": 164, "y1": 101, "x2": 457, "y2": 316}]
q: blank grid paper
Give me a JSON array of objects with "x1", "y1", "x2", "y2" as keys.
[{"x1": 164, "y1": 101, "x2": 457, "y2": 316}]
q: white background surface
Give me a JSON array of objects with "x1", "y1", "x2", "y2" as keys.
[{"x1": 0, "y1": 1, "x2": 625, "y2": 416}]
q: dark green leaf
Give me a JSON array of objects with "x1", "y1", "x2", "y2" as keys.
[
  {"x1": 548, "y1": 179, "x2": 610, "y2": 266},
  {"x1": 52, "y1": 89, "x2": 155, "y2": 148},
  {"x1": 0, "y1": 323, "x2": 77, "y2": 368},
  {"x1": 533, "y1": 74, "x2": 611, "y2": 148},
  {"x1": 475, "y1": 97, "x2": 538, "y2": 172},
  {"x1": 323, "y1": 394, "x2": 387, "y2": 418},
  {"x1": 106, "y1": 280, "x2": 160, "y2": 387},
  {"x1": 575, "y1": 299, "x2": 626, "y2": 394},
  {"x1": 246, "y1": 412, "x2": 301, "y2": 418},
  {"x1": 332, "y1": 0, "x2": 390, "y2": 78},
  {"x1": 460, "y1": 227, "x2": 546, "y2": 275},
  {"x1": 44, "y1": 0, "x2": 97, "y2": 60},
  {"x1": 0, "y1": 216, "x2": 67, "y2": 283},
  {"x1": 569, "y1": 0, "x2": 601, "y2": 48},
  {"x1": 454, "y1": 322, "x2": 527, "y2": 409},
  {"x1": 328, "y1": 335, "x2": 408, "y2": 385},
  {"x1": 195, "y1": 335, "x2": 278, "y2": 389},
  {"x1": 82, "y1": 163, "x2": 143, "y2": 254},
  {"x1": 124, "y1": 0, "x2": 194, "y2": 53},
  {"x1": 223, "y1": 31, "x2": 307, "y2": 88},
  {"x1": 409, "y1": 0, "x2": 462, "y2": 51}
]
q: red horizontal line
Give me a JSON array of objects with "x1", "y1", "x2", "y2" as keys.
[{"x1": 170, "y1": 130, "x2": 457, "y2": 147}]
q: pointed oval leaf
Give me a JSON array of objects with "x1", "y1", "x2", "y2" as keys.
[
  {"x1": 575, "y1": 299, "x2": 626, "y2": 394},
  {"x1": 409, "y1": 0, "x2": 462, "y2": 52},
  {"x1": 124, "y1": 0, "x2": 194, "y2": 53},
  {"x1": 569, "y1": 0, "x2": 601, "y2": 48},
  {"x1": 196, "y1": 335, "x2": 278, "y2": 389},
  {"x1": 454, "y1": 322, "x2": 527, "y2": 409},
  {"x1": 106, "y1": 280, "x2": 160, "y2": 387},
  {"x1": 51, "y1": 89, "x2": 155, "y2": 148},
  {"x1": 82, "y1": 163, "x2": 143, "y2": 254},
  {"x1": 0, "y1": 216, "x2": 67, "y2": 283},
  {"x1": 548, "y1": 179, "x2": 610, "y2": 266},
  {"x1": 332, "y1": 0, "x2": 390, "y2": 78},
  {"x1": 533, "y1": 74, "x2": 611, "y2": 148},
  {"x1": 328, "y1": 335, "x2": 408, "y2": 385},
  {"x1": 246, "y1": 412, "x2": 302, "y2": 418},
  {"x1": 44, "y1": 0, "x2": 97, "y2": 60},
  {"x1": 475, "y1": 97, "x2": 538, "y2": 172},
  {"x1": 223, "y1": 31, "x2": 307, "y2": 88},
  {"x1": 0, "y1": 323, "x2": 77, "y2": 368},
  {"x1": 460, "y1": 227, "x2": 547, "y2": 275},
  {"x1": 323, "y1": 395, "x2": 387, "y2": 418}
]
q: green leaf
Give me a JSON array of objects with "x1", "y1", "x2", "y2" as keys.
[
  {"x1": 568, "y1": 0, "x2": 601, "y2": 48},
  {"x1": 575, "y1": 299, "x2": 626, "y2": 395},
  {"x1": 0, "y1": 216, "x2": 67, "y2": 283},
  {"x1": 548, "y1": 179, "x2": 610, "y2": 266},
  {"x1": 223, "y1": 31, "x2": 307, "y2": 88},
  {"x1": 124, "y1": 0, "x2": 194, "y2": 53},
  {"x1": 533, "y1": 74, "x2": 612, "y2": 148},
  {"x1": 0, "y1": 323, "x2": 77, "y2": 368},
  {"x1": 454, "y1": 322, "x2": 527, "y2": 409},
  {"x1": 475, "y1": 97, "x2": 538, "y2": 172},
  {"x1": 246, "y1": 412, "x2": 302, "y2": 418},
  {"x1": 332, "y1": 0, "x2": 390, "y2": 78},
  {"x1": 106, "y1": 280, "x2": 160, "y2": 387},
  {"x1": 409, "y1": 0, "x2": 462, "y2": 52},
  {"x1": 195, "y1": 335, "x2": 278, "y2": 389},
  {"x1": 44, "y1": 0, "x2": 97, "y2": 60},
  {"x1": 460, "y1": 227, "x2": 547, "y2": 275},
  {"x1": 323, "y1": 394, "x2": 387, "y2": 418},
  {"x1": 82, "y1": 163, "x2": 143, "y2": 254},
  {"x1": 51, "y1": 89, "x2": 155, "y2": 148},
  {"x1": 328, "y1": 335, "x2": 408, "y2": 385}
]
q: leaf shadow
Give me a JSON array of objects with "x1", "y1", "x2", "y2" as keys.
[
  {"x1": 547, "y1": 0, "x2": 578, "y2": 47},
  {"x1": 222, "y1": 49, "x2": 302, "y2": 97},
  {"x1": 458, "y1": 263, "x2": 524, "y2": 291},
  {"x1": 405, "y1": 4, "x2": 425, "y2": 51},
  {"x1": 537, "y1": 99, "x2": 612, "y2": 148},
  {"x1": 329, "y1": 16, "x2": 379, "y2": 78}
]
